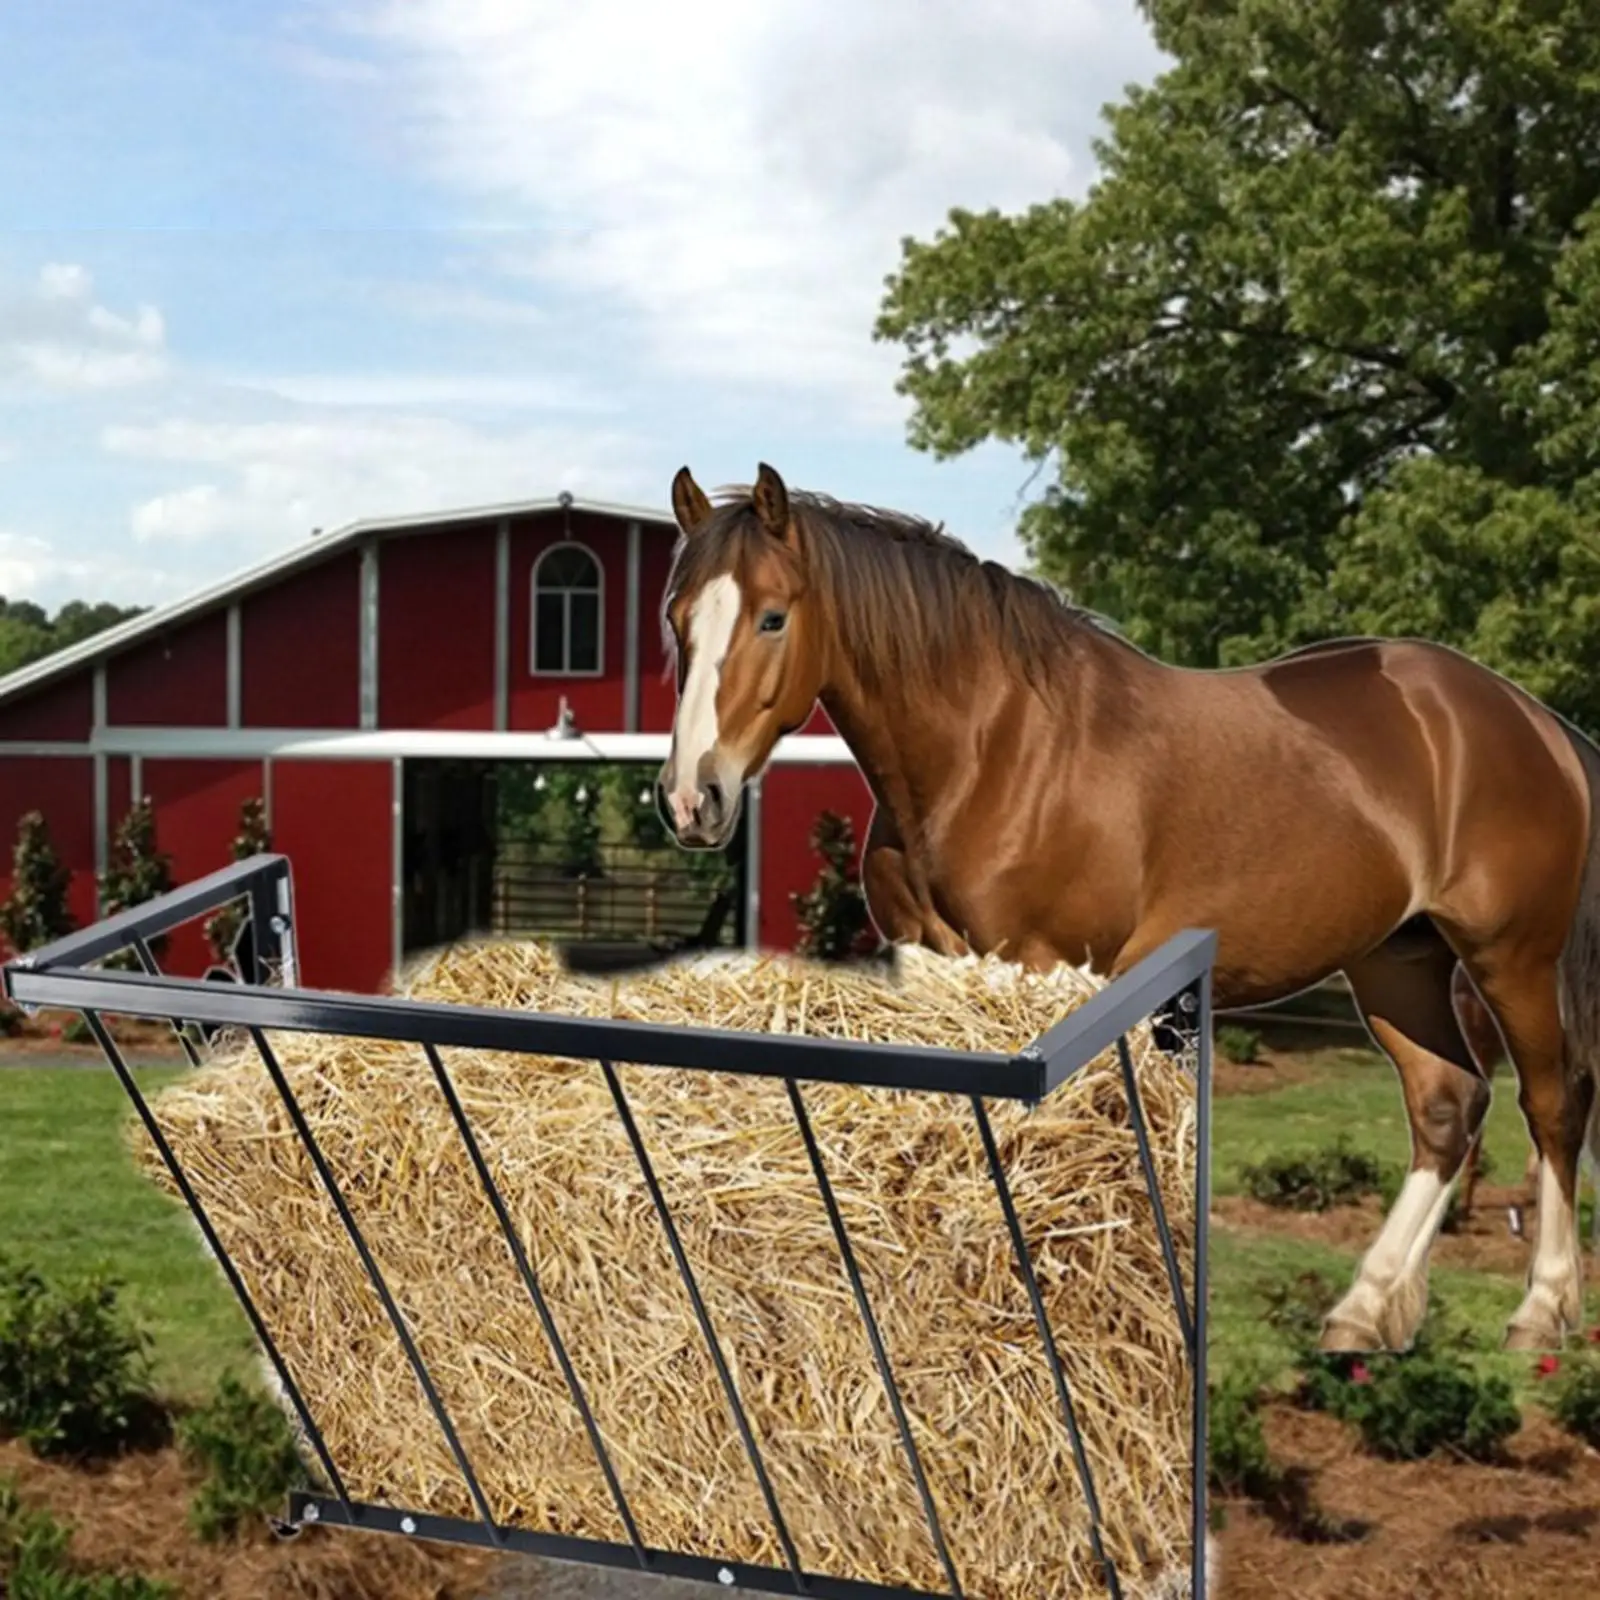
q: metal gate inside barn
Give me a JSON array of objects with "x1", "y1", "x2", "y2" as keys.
[{"x1": 401, "y1": 760, "x2": 748, "y2": 963}]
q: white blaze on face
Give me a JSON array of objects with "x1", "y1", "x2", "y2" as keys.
[{"x1": 668, "y1": 573, "x2": 741, "y2": 829}]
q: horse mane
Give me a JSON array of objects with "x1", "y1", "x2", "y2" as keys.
[{"x1": 664, "y1": 484, "x2": 1124, "y2": 700}]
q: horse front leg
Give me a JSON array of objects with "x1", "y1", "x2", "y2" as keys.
[{"x1": 860, "y1": 824, "x2": 970, "y2": 958}]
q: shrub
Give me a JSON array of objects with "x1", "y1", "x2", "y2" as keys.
[
  {"x1": 60, "y1": 1015, "x2": 92, "y2": 1046},
  {"x1": 0, "y1": 812, "x2": 75, "y2": 956},
  {"x1": 1549, "y1": 1350, "x2": 1600, "y2": 1449},
  {"x1": 0, "y1": 1478, "x2": 174, "y2": 1598},
  {"x1": 1261, "y1": 1272, "x2": 1520, "y2": 1462},
  {"x1": 1217, "y1": 1024, "x2": 1262, "y2": 1064},
  {"x1": 0, "y1": 1256, "x2": 159, "y2": 1459},
  {"x1": 97, "y1": 801, "x2": 174, "y2": 970},
  {"x1": 1208, "y1": 1375, "x2": 1276, "y2": 1497},
  {"x1": 176, "y1": 1372, "x2": 305, "y2": 1541},
  {"x1": 203, "y1": 797, "x2": 271, "y2": 966},
  {"x1": 1240, "y1": 1138, "x2": 1389, "y2": 1211},
  {"x1": 1335, "y1": 1357, "x2": 1521, "y2": 1461},
  {"x1": 792, "y1": 811, "x2": 879, "y2": 962}
]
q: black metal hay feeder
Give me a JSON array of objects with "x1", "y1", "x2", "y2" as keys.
[{"x1": 2, "y1": 854, "x2": 1215, "y2": 1600}]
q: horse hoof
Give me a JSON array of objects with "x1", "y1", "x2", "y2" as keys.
[
  {"x1": 1319, "y1": 1317, "x2": 1385, "y2": 1354},
  {"x1": 1505, "y1": 1320, "x2": 1567, "y2": 1354}
]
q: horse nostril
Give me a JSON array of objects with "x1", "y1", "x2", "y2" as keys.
[{"x1": 704, "y1": 780, "x2": 724, "y2": 819}]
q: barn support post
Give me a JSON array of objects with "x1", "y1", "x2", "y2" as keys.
[
  {"x1": 92, "y1": 666, "x2": 108, "y2": 905},
  {"x1": 744, "y1": 776, "x2": 763, "y2": 948},
  {"x1": 359, "y1": 542, "x2": 380, "y2": 730},
  {"x1": 391, "y1": 758, "x2": 404, "y2": 984},
  {"x1": 225, "y1": 604, "x2": 242, "y2": 728}
]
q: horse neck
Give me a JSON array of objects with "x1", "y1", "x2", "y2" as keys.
[{"x1": 815, "y1": 612, "x2": 1141, "y2": 836}]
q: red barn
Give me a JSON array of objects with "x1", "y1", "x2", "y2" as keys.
[{"x1": 0, "y1": 494, "x2": 872, "y2": 992}]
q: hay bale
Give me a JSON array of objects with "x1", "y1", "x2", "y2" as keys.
[{"x1": 129, "y1": 943, "x2": 1198, "y2": 1600}]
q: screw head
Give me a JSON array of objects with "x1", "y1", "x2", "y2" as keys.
[
  {"x1": 1178, "y1": 992, "x2": 1198, "y2": 1014},
  {"x1": 400, "y1": 1515, "x2": 417, "y2": 1535},
  {"x1": 302, "y1": 1504, "x2": 319, "y2": 1523},
  {"x1": 718, "y1": 1567, "x2": 735, "y2": 1586}
]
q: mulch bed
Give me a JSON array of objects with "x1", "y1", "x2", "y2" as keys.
[
  {"x1": 0, "y1": 1435, "x2": 499, "y2": 1600},
  {"x1": 1214, "y1": 1405, "x2": 1600, "y2": 1599}
]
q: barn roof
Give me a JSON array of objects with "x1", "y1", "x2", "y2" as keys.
[{"x1": 0, "y1": 491, "x2": 675, "y2": 707}]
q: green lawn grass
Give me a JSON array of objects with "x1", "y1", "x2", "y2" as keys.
[
  {"x1": 1, "y1": 1039, "x2": 1593, "y2": 1416},
  {"x1": 1213, "y1": 1045, "x2": 1541, "y2": 1198},
  {"x1": 0, "y1": 1062, "x2": 258, "y2": 1402},
  {"x1": 1211, "y1": 1042, "x2": 1600, "y2": 1405}
]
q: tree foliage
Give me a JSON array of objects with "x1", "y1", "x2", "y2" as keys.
[
  {"x1": 877, "y1": 1, "x2": 1600, "y2": 730},
  {"x1": 0, "y1": 597, "x2": 144, "y2": 679},
  {"x1": 0, "y1": 812, "x2": 74, "y2": 955}
]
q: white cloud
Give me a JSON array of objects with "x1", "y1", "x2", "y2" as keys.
[
  {"x1": 130, "y1": 484, "x2": 226, "y2": 545},
  {"x1": 316, "y1": 0, "x2": 1165, "y2": 420},
  {"x1": 0, "y1": 263, "x2": 168, "y2": 391},
  {"x1": 106, "y1": 411, "x2": 654, "y2": 554},
  {"x1": 0, "y1": 528, "x2": 183, "y2": 604},
  {"x1": 236, "y1": 370, "x2": 610, "y2": 411}
]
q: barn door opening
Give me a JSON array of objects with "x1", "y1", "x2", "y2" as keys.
[
  {"x1": 401, "y1": 759, "x2": 749, "y2": 966},
  {"x1": 401, "y1": 760, "x2": 498, "y2": 956}
]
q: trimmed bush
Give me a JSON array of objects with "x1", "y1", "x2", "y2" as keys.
[
  {"x1": 1217, "y1": 1024, "x2": 1262, "y2": 1065},
  {"x1": 1261, "y1": 1272, "x2": 1520, "y2": 1462},
  {"x1": 176, "y1": 1372, "x2": 305, "y2": 1541},
  {"x1": 0, "y1": 1256, "x2": 159, "y2": 1459},
  {"x1": 1241, "y1": 1138, "x2": 1388, "y2": 1211},
  {"x1": 1549, "y1": 1349, "x2": 1600, "y2": 1449}
]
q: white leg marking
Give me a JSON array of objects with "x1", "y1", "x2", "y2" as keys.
[
  {"x1": 1325, "y1": 1168, "x2": 1447, "y2": 1347},
  {"x1": 1515, "y1": 1155, "x2": 1581, "y2": 1334},
  {"x1": 668, "y1": 574, "x2": 740, "y2": 828}
]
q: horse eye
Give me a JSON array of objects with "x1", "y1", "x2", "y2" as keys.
[{"x1": 759, "y1": 611, "x2": 787, "y2": 634}]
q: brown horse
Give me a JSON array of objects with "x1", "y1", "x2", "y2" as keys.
[{"x1": 656, "y1": 463, "x2": 1600, "y2": 1354}]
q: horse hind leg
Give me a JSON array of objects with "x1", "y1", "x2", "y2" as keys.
[
  {"x1": 1321, "y1": 935, "x2": 1491, "y2": 1353},
  {"x1": 1467, "y1": 944, "x2": 1592, "y2": 1350}
]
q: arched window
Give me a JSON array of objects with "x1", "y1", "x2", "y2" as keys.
[{"x1": 531, "y1": 543, "x2": 603, "y2": 675}]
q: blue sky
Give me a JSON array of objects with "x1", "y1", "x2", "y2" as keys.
[{"x1": 0, "y1": 0, "x2": 1166, "y2": 610}]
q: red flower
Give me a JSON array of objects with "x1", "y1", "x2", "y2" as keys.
[
  {"x1": 1350, "y1": 1362, "x2": 1371, "y2": 1385},
  {"x1": 1536, "y1": 1355, "x2": 1560, "y2": 1378},
  {"x1": 1588, "y1": 1327, "x2": 1600, "y2": 1345}
]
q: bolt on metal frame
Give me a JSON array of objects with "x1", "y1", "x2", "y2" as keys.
[{"x1": 3, "y1": 854, "x2": 1216, "y2": 1600}]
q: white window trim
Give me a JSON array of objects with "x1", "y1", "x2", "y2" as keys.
[{"x1": 530, "y1": 541, "x2": 605, "y2": 678}]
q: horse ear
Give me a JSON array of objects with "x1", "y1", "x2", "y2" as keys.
[
  {"x1": 752, "y1": 462, "x2": 793, "y2": 544},
  {"x1": 671, "y1": 467, "x2": 713, "y2": 537}
]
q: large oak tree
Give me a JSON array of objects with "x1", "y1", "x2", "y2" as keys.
[{"x1": 876, "y1": 1, "x2": 1600, "y2": 728}]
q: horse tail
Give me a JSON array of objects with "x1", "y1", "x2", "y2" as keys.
[{"x1": 1556, "y1": 724, "x2": 1600, "y2": 1181}]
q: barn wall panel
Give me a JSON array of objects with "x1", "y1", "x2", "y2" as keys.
[
  {"x1": 757, "y1": 762, "x2": 874, "y2": 951},
  {"x1": 241, "y1": 554, "x2": 362, "y2": 727},
  {"x1": 636, "y1": 525, "x2": 679, "y2": 733},
  {"x1": 0, "y1": 674, "x2": 94, "y2": 742},
  {"x1": 139, "y1": 759, "x2": 266, "y2": 975},
  {"x1": 508, "y1": 509, "x2": 628, "y2": 733},
  {"x1": 107, "y1": 612, "x2": 228, "y2": 726},
  {"x1": 378, "y1": 526, "x2": 496, "y2": 728},
  {"x1": 0, "y1": 757, "x2": 98, "y2": 954},
  {"x1": 271, "y1": 759, "x2": 392, "y2": 994}
]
